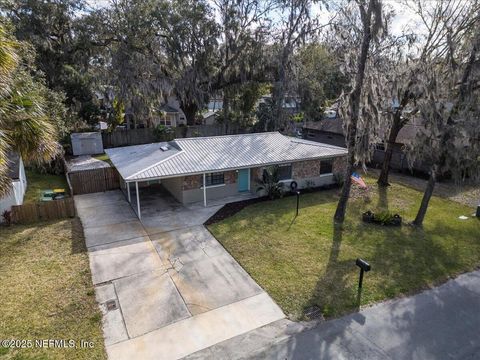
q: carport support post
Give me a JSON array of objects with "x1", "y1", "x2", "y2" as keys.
[
  {"x1": 135, "y1": 181, "x2": 141, "y2": 219},
  {"x1": 127, "y1": 181, "x2": 131, "y2": 203},
  {"x1": 203, "y1": 173, "x2": 207, "y2": 207}
]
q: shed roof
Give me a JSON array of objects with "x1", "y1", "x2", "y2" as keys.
[
  {"x1": 71, "y1": 132, "x2": 102, "y2": 139},
  {"x1": 105, "y1": 132, "x2": 347, "y2": 182},
  {"x1": 66, "y1": 155, "x2": 111, "y2": 173}
]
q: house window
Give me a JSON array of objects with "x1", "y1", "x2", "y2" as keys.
[
  {"x1": 277, "y1": 164, "x2": 292, "y2": 180},
  {"x1": 375, "y1": 142, "x2": 385, "y2": 151},
  {"x1": 320, "y1": 160, "x2": 334, "y2": 175},
  {"x1": 205, "y1": 172, "x2": 224, "y2": 186}
]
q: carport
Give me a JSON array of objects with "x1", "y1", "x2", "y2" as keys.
[
  {"x1": 104, "y1": 142, "x2": 222, "y2": 220},
  {"x1": 123, "y1": 174, "x2": 213, "y2": 220}
]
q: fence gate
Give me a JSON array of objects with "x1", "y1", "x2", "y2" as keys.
[{"x1": 68, "y1": 167, "x2": 120, "y2": 195}]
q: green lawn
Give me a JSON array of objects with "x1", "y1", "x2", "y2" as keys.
[
  {"x1": 24, "y1": 169, "x2": 69, "y2": 203},
  {"x1": 208, "y1": 178, "x2": 480, "y2": 320},
  {"x1": 0, "y1": 219, "x2": 106, "y2": 360}
]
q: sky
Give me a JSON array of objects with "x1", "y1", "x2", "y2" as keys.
[{"x1": 85, "y1": 0, "x2": 424, "y2": 37}]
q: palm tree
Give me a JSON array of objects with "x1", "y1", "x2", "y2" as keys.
[{"x1": 0, "y1": 25, "x2": 60, "y2": 198}]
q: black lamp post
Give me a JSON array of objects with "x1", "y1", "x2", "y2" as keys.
[
  {"x1": 355, "y1": 258, "x2": 371, "y2": 289},
  {"x1": 296, "y1": 191, "x2": 300, "y2": 217}
]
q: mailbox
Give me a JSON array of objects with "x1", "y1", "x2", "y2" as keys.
[
  {"x1": 355, "y1": 258, "x2": 371, "y2": 289},
  {"x1": 356, "y1": 258, "x2": 371, "y2": 272}
]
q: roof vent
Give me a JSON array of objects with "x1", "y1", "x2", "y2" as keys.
[{"x1": 160, "y1": 145, "x2": 169, "y2": 152}]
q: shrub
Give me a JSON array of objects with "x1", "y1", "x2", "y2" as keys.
[
  {"x1": 255, "y1": 165, "x2": 285, "y2": 200},
  {"x1": 362, "y1": 210, "x2": 402, "y2": 226},
  {"x1": 153, "y1": 124, "x2": 175, "y2": 141},
  {"x1": 2, "y1": 210, "x2": 12, "y2": 226}
]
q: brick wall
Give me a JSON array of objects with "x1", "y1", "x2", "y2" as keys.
[
  {"x1": 183, "y1": 175, "x2": 202, "y2": 190},
  {"x1": 292, "y1": 160, "x2": 320, "y2": 179},
  {"x1": 224, "y1": 170, "x2": 236, "y2": 184},
  {"x1": 333, "y1": 156, "x2": 347, "y2": 176},
  {"x1": 250, "y1": 167, "x2": 262, "y2": 182},
  {"x1": 182, "y1": 170, "x2": 237, "y2": 190},
  {"x1": 182, "y1": 159, "x2": 346, "y2": 191}
]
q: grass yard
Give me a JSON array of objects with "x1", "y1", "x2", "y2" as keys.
[
  {"x1": 208, "y1": 177, "x2": 480, "y2": 320},
  {"x1": 23, "y1": 169, "x2": 69, "y2": 203},
  {"x1": 0, "y1": 219, "x2": 106, "y2": 360}
]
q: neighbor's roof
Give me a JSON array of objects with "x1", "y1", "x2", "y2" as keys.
[
  {"x1": 304, "y1": 119, "x2": 344, "y2": 135},
  {"x1": 105, "y1": 132, "x2": 347, "y2": 182},
  {"x1": 159, "y1": 104, "x2": 179, "y2": 113}
]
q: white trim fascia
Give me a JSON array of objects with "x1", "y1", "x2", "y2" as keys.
[{"x1": 200, "y1": 183, "x2": 226, "y2": 189}]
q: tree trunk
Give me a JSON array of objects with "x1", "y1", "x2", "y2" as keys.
[
  {"x1": 334, "y1": 0, "x2": 374, "y2": 223},
  {"x1": 272, "y1": 46, "x2": 289, "y2": 131},
  {"x1": 413, "y1": 167, "x2": 436, "y2": 226},
  {"x1": 181, "y1": 102, "x2": 198, "y2": 126},
  {"x1": 378, "y1": 86, "x2": 412, "y2": 187},
  {"x1": 334, "y1": 152, "x2": 355, "y2": 222},
  {"x1": 377, "y1": 118, "x2": 402, "y2": 186},
  {"x1": 223, "y1": 93, "x2": 230, "y2": 135}
]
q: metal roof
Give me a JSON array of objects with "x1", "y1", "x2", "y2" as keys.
[{"x1": 105, "y1": 132, "x2": 347, "y2": 182}]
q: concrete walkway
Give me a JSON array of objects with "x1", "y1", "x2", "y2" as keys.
[
  {"x1": 75, "y1": 190, "x2": 284, "y2": 360},
  {"x1": 187, "y1": 270, "x2": 480, "y2": 359}
]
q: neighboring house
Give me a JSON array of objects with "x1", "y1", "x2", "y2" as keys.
[
  {"x1": 0, "y1": 153, "x2": 27, "y2": 217},
  {"x1": 258, "y1": 95, "x2": 302, "y2": 115},
  {"x1": 201, "y1": 110, "x2": 218, "y2": 125},
  {"x1": 105, "y1": 132, "x2": 348, "y2": 219},
  {"x1": 121, "y1": 96, "x2": 188, "y2": 129},
  {"x1": 154, "y1": 102, "x2": 187, "y2": 127},
  {"x1": 95, "y1": 121, "x2": 108, "y2": 131},
  {"x1": 303, "y1": 116, "x2": 429, "y2": 173},
  {"x1": 303, "y1": 119, "x2": 346, "y2": 148}
]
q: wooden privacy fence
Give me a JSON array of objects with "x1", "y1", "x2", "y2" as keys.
[
  {"x1": 68, "y1": 167, "x2": 120, "y2": 195},
  {"x1": 11, "y1": 198, "x2": 76, "y2": 224},
  {"x1": 102, "y1": 125, "x2": 247, "y2": 148}
]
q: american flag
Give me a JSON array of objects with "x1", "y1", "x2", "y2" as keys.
[{"x1": 351, "y1": 172, "x2": 367, "y2": 189}]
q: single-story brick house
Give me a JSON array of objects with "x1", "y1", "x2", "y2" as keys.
[{"x1": 105, "y1": 132, "x2": 347, "y2": 219}]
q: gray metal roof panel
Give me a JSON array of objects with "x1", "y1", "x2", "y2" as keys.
[
  {"x1": 114, "y1": 132, "x2": 347, "y2": 181},
  {"x1": 105, "y1": 142, "x2": 180, "y2": 180}
]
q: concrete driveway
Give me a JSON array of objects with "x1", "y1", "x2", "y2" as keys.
[{"x1": 75, "y1": 190, "x2": 284, "y2": 360}]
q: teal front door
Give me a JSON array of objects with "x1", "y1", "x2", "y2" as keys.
[{"x1": 238, "y1": 168, "x2": 249, "y2": 192}]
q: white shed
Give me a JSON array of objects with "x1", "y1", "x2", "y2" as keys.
[{"x1": 71, "y1": 132, "x2": 104, "y2": 156}]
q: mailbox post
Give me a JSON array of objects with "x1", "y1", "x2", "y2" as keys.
[{"x1": 355, "y1": 258, "x2": 371, "y2": 289}]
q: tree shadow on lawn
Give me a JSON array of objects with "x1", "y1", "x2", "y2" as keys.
[
  {"x1": 70, "y1": 217, "x2": 87, "y2": 254},
  {"x1": 282, "y1": 218, "x2": 471, "y2": 359},
  {"x1": 377, "y1": 185, "x2": 389, "y2": 211},
  {"x1": 304, "y1": 218, "x2": 465, "y2": 322},
  {"x1": 279, "y1": 248, "x2": 479, "y2": 359}
]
